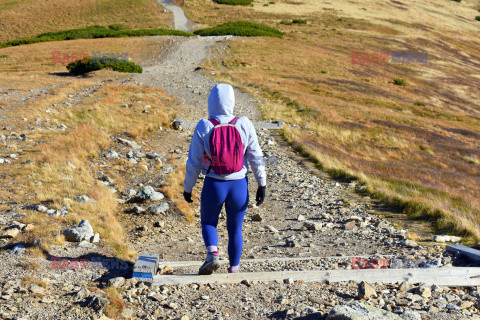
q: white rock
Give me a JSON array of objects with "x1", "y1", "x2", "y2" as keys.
[{"x1": 267, "y1": 225, "x2": 279, "y2": 233}]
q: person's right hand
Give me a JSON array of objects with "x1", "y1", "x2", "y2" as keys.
[
  {"x1": 183, "y1": 191, "x2": 193, "y2": 203},
  {"x1": 255, "y1": 186, "x2": 266, "y2": 206}
]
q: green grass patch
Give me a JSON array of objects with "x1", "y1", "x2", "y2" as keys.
[
  {"x1": 281, "y1": 19, "x2": 308, "y2": 25},
  {"x1": 0, "y1": 25, "x2": 193, "y2": 49},
  {"x1": 475, "y1": 16, "x2": 480, "y2": 21},
  {"x1": 66, "y1": 57, "x2": 142, "y2": 75},
  {"x1": 414, "y1": 101, "x2": 426, "y2": 106},
  {"x1": 194, "y1": 21, "x2": 283, "y2": 38},
  {"x1": 0, "y1": 54, "x2": 8, "y2": 58},
  {"x1": 393, "y1": 78, "x2": 407, "y2": 86},
  {"x1": 212, "y1": 0, "x2": 253, "y2": 5}
]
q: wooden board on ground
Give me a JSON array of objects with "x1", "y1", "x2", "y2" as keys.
[
  {"x1": 157, "y1": 254, "x2": 395, "y2": 268},
  {"x1": 446, "y1": 244, "x2": 480, "y2": 263},
  {"x1": 174, "y1": 118, "x2": 283, "y2": 129},
  {"x1": 153, "y1": 267, "x2": 480, "y2": 287}
]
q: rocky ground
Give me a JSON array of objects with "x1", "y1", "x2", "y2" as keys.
[{"x1": 1, "y1": 4, "x2": 480, "y2": 320}]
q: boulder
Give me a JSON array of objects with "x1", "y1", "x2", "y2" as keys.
[
  {"x1": 251, "y1": 214, "x2": 262, "y2": 222},
  {"x1": 358, "y1": 281, "x2": 376, "y2": 299},
  {"x1": 147, "y1": 203, "x2": 169, "y2": 214},
  {"x1": 0, "y1": 227, "x2": 20, "y2": 239},
  {"x1": 108, "y1": 277, "x2": 125, "y2": 288},
  {"x1": 136, "y1": 186, "x2": 164, "y2": 201},
  {"x1": 75, "y1": 195, "x2": 95, "y2": 203},
  {"x1": 118, "y1": 137, "x2": 141, "y2": 149},
  {"x1": 326, "y1": 302, "x2": 402, "y2": 319},
  {"x1": 64, "y1": 220, "x2": 94, "y2": 242},
  {"x1": 303, "y1": 221, "x2": 322, "y2": 231}
]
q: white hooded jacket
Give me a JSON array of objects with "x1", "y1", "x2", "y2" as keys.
[{"x1": 184, "y1": 84, "x2": 266, "y2": 193}]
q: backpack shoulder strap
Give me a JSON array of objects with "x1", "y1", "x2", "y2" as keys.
[
  {"x1": 229, "y1": 117, "x2": 239, "y2": 125},
  {"x1": 209, "y1": 118, "x2": 220, "y2": 126}
]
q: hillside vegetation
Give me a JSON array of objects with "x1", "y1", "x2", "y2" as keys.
[
  {"x1": 184, "y1": 0, "x2": 480, "y2": 242},
  {"x1": 0, "y1": 37, "x2": 178, "y2": 257},
  {"x1": 0, "y1": 0, "x2": 172, "y2": 43}
]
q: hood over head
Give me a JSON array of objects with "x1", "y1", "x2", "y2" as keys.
[{"x1": 208, "y1": 83, "x2": 235, "y2": 118}]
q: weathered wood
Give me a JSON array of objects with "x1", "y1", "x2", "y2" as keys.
[
  {"x1": 157, "y1": 255, "x2": 395, "y2": 269},
  {"x1": 174, "y1": 118, "x2": 283, "y2": 130},
  {"x1": 446, "y1": 244, "x2": 480, "y2": 262},
  {"x1": 133, "y1": 254, "x2": 159, "y2": 283},
  {"x1": 153, "y1": 267, "x2": 480, "y2": 287}
]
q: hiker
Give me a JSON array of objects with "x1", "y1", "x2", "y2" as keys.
[{"x1": 183, "y1": 83, "x2": 267, "y2": 275}]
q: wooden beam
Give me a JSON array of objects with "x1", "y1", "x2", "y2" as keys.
[
  {"x1": 174, "y1": 118, "x2": 283, "y2": 129},
  {"x1": 153, "y1": 267, "x2": 480, "y2": 287},
  {"x1": 446, "y1": 244, "x2": 480, "y2": 263},
  {"x1": 157, "y1": 255, "x2": 395, "y2": 269}
]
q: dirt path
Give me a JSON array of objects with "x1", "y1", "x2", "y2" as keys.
[
  {"x1": 160, "y1": 0, "x2": 192, "y2": 32},
  {"x1": 130, "y1": 1, "x2": 435, "y2": 267}
]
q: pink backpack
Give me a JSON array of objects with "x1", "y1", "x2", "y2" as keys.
[{"x1": 207, "y1": 117, "x2": 244, "y2": 175}]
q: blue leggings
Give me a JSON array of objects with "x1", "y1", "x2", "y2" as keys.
[{"x1": 201, "y1": 176, "x2": 248, "y2": 267}]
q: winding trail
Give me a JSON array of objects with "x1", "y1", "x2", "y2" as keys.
[{"x1": 161, "y1": 0, "x2": 192, "y2": 32}]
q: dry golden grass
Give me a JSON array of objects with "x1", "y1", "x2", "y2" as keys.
[
  {"x1": 161, "y1": 157, "x2": 195, "y2": 223},
  {"x1": 0, "y1": 37, "x2": 177, "y2": 258},
  {"x1": 103, "y1": 287, "x2": 125, "y2": 318},
  {"x1": 184, "y1": 0, "x2": 480, "y2": 241},
  {"x1": 0, "y1": 0, "x2": 172, "y2": 43}
]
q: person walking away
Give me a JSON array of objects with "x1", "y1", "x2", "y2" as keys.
[{"x1": 183, "y1": 83, "x2": 266, "y2": 274}]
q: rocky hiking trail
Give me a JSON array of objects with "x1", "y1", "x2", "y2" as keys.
[{"x1": 1, "y1": 3, "x2": 480, "y2": 320}]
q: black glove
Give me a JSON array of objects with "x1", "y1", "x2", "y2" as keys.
[
  {"x1": 183, "y1": 191, "x2": 193, "y2": 203},
  {"x1": 255, "y1": 186, "x2": 266, "y2": 206}
]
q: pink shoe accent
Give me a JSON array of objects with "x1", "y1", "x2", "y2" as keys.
[{"x1": 228, "y1": 266, "x2": 239, "y2": 273}]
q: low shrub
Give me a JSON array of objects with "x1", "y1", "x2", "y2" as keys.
[
  {"x1": 66, "y1": 57, "x2": 142, "y2": 75},
  {"x1": 1, "y1": 25, "x2": 193, "y2": 49},
  {"x1": 194, "y1": 21, "x2": 283, "y2": 38},
  {"x1": 0, "y1": 54, "x2": 8, "y2": 58},
  {"x1": 108, "y1": 24, "x2": 125, "y2": 31},
  {"x1": 281, "y1": 19, "x2": 307, "y2": 25},
  {"x1": 393, "y1": 78, "x2": 407, "y2": 86},
  {"x1": 414, "y1": 101, "x2": 425, "y2": 106},
  {"x1": 213, "y1": 0, "x2": 253, "y2": 5},
  {"x1": 476, "y1": 16, "x2": 480, "y2": 21}
]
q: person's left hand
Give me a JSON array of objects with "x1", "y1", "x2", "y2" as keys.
[
  {"x1": 183, "y1": 191, "x2": 193, "y2": 203},
  {"x1": 255, "y1": 186, "x2": 266, "y2": 206}
]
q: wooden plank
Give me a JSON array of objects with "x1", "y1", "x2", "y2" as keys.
[
  {"x1": 153, "y1": 267, "x2": 480, "y2": 287},
  {"x1": 157, "y1": 254, "x2": 395, "y2": 268},
  {"x1": 446, "y1": 244, "x2": 480, "y2": 262},
  {"x1": 174, "y1": 118, "x2": 283, "y2": 130}
]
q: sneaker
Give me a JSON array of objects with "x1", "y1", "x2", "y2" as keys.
[
  {"x1": 198, "y1": 251, "x2": 220, "y2": 275},
  {"x1": 228, "y1": 266, "x2": 239, "y2": 273}
]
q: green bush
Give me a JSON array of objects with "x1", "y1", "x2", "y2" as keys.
[
  {"x1": 414, "y1": 101, "x2": 425, "y2": 106},
  {"x1": 476, "y1": 16, "x2": 480, "y2": 21},
  {"x1": 281, "y1": 19, "x2": 307, "y2": 25},
  {"x1": 0, "y1": 54, "x2": 8, "y2": 58},
  {"x1": 0, "y1": 25, "x2": 193, "y2": 49},
  {"x1": 108, "y1": 24, "x2": 125, "y2": 31},
  {"x1": 213, "y1": 0, "x2": 253, "y2": 5},
  {"x1": 66, "y1": 57, "x2": 142, "y2": 75},
  {"x1": 452, "y1": 0, "x2": 461, "y2": 2},
  {"x1": 393, "y1": 78, "x2": 407, "y2": 86},
  {"x1": 194, "y1": 21, "x2": 283, "y2": 38}
]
